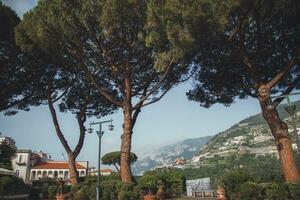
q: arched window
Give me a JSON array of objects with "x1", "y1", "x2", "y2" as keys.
[
  {"x1": 42, "y1": 171, "x2": 47, "y2": 178},
  {"x1": 31, "y1": 171, "x2": 36, "y2": 180},
  {"x1": 37, "y1": 171, "x2": 42, "y2": 179},
  {"x1": 64, "y1": 171, "x2": 69, "y2": 180},
  {"x1": 15, "y1": 170, "x2": 20, "y2": 177},
  {"x1": 80, "y1": 171, "x2": 85, "y2": 177},
  {"x1": 54, "y1": 171, "x2": 58, "y2": 178},
  {"x1": 59, "y1": 171, "x2": 63, "y2": 178},
  {"x1": 48, "y1": 171, "x2": 53, "y2": 178}
]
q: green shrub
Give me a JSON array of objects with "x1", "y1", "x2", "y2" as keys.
[
  {"x1": 101, "y1": 180, "x2": 122, "y2": 200},
  {"x1": 286, "y1": 183, "x2": 300, "y2": 200},
  {"x1": 28, "y1": 187, "x2": 41, "y2": 200},
  {"x1": 0, "y1": 175, "x2": 28, "y2": 195},
  {"x1": 118, "y1": 190, "x2": 129, "y2": 200},
  {"x1": 71, "y1": 175, "x2": 132, "y2": 200},
  {"x1": 238, "y1": 181, "x2": 262, "y2": 200},
  {"x1": 220, "y1": 169, "x2": 253, "y2": 200},
  {"x1": 71, "y1": 180, "x2": 97, "y2": 200},
  {"x1": 71, "y1": 171, "x2": 185, "y2": 200},
  {"x1": 48, "y1": 186, "x2": 57, "y2": 197},
  {"x1": 118, "y1": 183, "x2": 141, "y2": 200},
  {"x1": 264, "y1": 182, "x2": 289, "y2": 200},
  {"x1": 138, "y1": 169, "x2": 185, "y2": 198},
  {"x1": 138, "y1": 173, "x2": 158, "y2": 194}
]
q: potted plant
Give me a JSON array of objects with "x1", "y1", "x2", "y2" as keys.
[
  {"x1": 143, "y1": 180, "x2": 157, "y2": 200},
  {"x1": 55, "y1": 178, "x2": 69, "y2": 200},
  {"x1": 156, "y1": 180, "x2": 165, "y2": 200}
]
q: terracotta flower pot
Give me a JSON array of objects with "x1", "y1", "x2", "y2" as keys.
[
  {"x1": 56, "y1": 194, "x2": 69, "y2": 200},
  {"x1": 156, "y1": 187, "x2": 165, "y2": 200},
  {"x1": 144, "y1": 194, "x2": 157, "y2": 200},
  {"x1": 216, "y1": 185, "x2": 227, "y2": 200}
]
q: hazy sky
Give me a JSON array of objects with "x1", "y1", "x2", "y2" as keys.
[{"x1": 0, "y1": 0, "x2": 291, "y2": 168}]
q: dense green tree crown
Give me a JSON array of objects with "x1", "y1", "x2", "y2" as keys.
[
  {"x1": 188, "y1": 0, "x2": 300, "y2": 107},
  {"x1": 146, "y1": 0, "x2": 300, "y2": 107},
  {"x1": 101, "y1": 151, "x2": 137, "y2": 172},
  {"x1": 1, "y1": 0, "x2": 117, "y2": 117},
  {"x1": 0, "y1": 2, "x2": 24, "y2": 112},
  {"x1": 0, "y1": 142, "x2": 16, "y2": 170},
  {"x1": 102, "y1": 151, "x2": 138, "y2": 165},
  {"x1": 15, "y1": 0, "x2": 186, "y2": 110},
  {"x1": 146, "y1": 0, "x2": 236, "y2": 66}
]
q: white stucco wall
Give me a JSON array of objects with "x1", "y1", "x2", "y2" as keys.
[
  {"x1": 30, "y1": 169, "x2": 86, "y2": 181},
  {"x1": 11, "y1": 151, "x2": 31, "y2": 183}
]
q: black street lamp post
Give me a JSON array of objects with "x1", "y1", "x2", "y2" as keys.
[{"x1": 88, "y1": 119, "x2": 114, "y2": 200}]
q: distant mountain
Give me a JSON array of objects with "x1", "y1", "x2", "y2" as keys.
[
  {"x1": 132, "y1": 136, "x2": 212, "y2": 175},
  {"x1": 133, "y1": 100, "x2": 300, "y2": 174},
  {"x1": 191, "y1": 100, "x2": 300, "y2": 164}
]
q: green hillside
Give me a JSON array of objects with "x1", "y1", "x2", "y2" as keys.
[
  {"x1": 195, "y1": 100, "x2": 300, "y2": 157},
  {"x1": 240, "y1": 100, "x2": 300, "y2": 126}
]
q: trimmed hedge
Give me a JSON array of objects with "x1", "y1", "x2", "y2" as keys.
[
  {"x1": 0, "y1": 175, "x2": 28, "y2": 195},
  {"x1": 138, "y1": 169, "x2": 186, "y2": 198},
  {"x1": 220, "y1": 170, "x2": 300, "y2": 200},
  {"x1": 71, "y1": 170, "x2": 185, "y2": 200},
  {"x1": 71, "y1": 174, "x2": 141, "y2": 200}
]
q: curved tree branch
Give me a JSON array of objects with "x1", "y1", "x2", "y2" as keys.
[
  {"x1": 73, "y1": 95, "x2": 90, "y2": 158},
  {"x1": 266, "y1": 55, "x2": 297, "y2": 89},
  {"x1": 272, "y1": 76, "x2": 300, "y2": 108},
  {"x1": 87, "y1": 73, "x2": 123, "y2": 107},
  {"x1": 133, "y1": 57, "x2": 174, "y2": 109},
  {"x1": 47, "y1": 90, "x2": 72, "y2": 154}
]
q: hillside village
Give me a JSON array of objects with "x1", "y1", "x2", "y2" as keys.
[{"x1": 133, "y1": 102, "x2": 300, "y2": 174}]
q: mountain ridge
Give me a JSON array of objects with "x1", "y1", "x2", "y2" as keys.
[{"x1": 133, "y1": 100, "x2": 300, "y2": 174}]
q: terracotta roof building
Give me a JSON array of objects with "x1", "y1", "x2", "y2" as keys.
[
  {"x1": 30, "y1": 161, "x2": 88, "y2": 181},
  {"x1": 32, "y1": 162, "x2": 86, "y2": 169}
]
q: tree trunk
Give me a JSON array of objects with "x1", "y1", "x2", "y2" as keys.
[
  {"x1": 259, "y1": 96, "x2": 300, "y2": 183},
  {"x1": 67, "y1": 153, "x2": 79, "y2": 186},
  {"x1": 120, "y1": 105, "x2": 134, "y2": 183}
]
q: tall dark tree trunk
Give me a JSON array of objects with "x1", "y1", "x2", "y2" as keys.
[
  {"x1": 48, "y1": 91, "x2": 87, "y2": 186},
  {"x1": 67, "y1": 153, "x2": 79, "y2": 185},
  {"x1": 120, "y1": 104, "x2": 134, "y2": 183},
  {"x1": 259, "y1": 91, "x2": 300, "y2": 183}
]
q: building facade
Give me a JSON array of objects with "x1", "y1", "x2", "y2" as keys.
[
  {"x1": 89, "y1": 168, "x2": 114, "y2": 176},
  {"x1": 11, "y1": 149, "x2": 51, "y2": 183},
  {"x1": 11, "y1": 149, "x2": 88, "y2": 183},
  {"x1": 30, "y1": 161, "x2": 88, "y2": 181}
]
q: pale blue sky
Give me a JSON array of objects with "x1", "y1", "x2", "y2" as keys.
[
  {"x1": 0, "y1": 0, "x2": 277, "y2": 167},
  {"x1": 1, "y1": 0, "x2": 37, "y2": 17}
]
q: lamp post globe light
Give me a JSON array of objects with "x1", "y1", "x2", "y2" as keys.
[{"x1": 88, "y1": 119, "x2": 114, "y2": 200}]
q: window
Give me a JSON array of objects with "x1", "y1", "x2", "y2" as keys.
[
  {"x1": 15, "y1": 170, "x2": 20, "y2": 177},
  {"x1": 64, "y1": 171, "x2": 69, "y2": 179},
  {"x1": 42, "y1": 171, "x2": 47, "y2": 178},
  {"x1": 54, "y1": 171, "x2": 58, "y2": 178},
  {"x1": 31, "y1": 171, "x2": 36, "y2": 180},
  {"x1": 48, "y1": 171, "x2": 53, "y2": 178},
  {"x1": 19, "y1": 155, "x2": 23, "y2": 163},
  {"x1": 80, "y1": 171, "x2": 85, "y2": 177}
]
